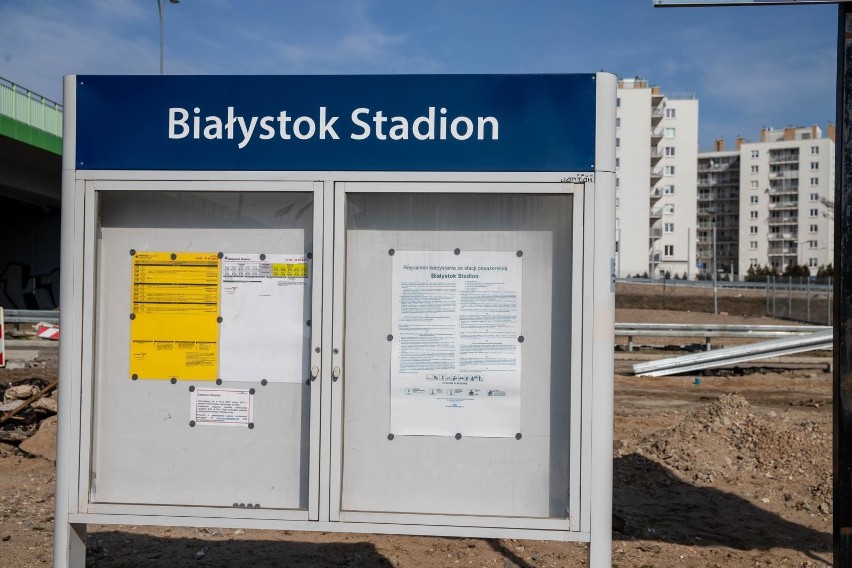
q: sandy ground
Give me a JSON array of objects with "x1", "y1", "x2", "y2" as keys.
[{"x1": 0, "y1": 307, "x2": 833, "y2": 567}]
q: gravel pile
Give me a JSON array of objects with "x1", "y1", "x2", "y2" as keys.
[{"x1": 634, "y1": 393, "x2": 832, "y2": 512}]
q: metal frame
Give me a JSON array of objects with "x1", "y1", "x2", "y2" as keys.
[
  {"x1": 328, "y1": 180, "x2": 587, "y2": 534},
  {"x1": 54, "y1": 72, "x2": 616, "y2": 567}
]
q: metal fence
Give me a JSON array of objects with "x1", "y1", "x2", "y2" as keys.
[
  {"x1": 764, "y1": 276, "x2": 833, "y2": 325},
  {"x1": 617, "y1": 276, "x2": 834, "y2": 325},
  {"x1": 0, "y1": 76, "x2": 63, "y2": 136}
]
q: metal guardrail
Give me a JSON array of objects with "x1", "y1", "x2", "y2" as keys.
[
  {"x1": 616, "y1": 322, "x2": 830, "y2": 351},
  {"x1": 633, "y1": 329, "x2": 833, "y2": 377},
  {"x1": 0, "y1": 76, "x2": 63, "y2": 137},
  {"x1": 3, "y1": 309, "x2": 59, "y2": 326}
]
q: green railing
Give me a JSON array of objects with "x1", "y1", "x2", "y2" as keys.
[{"x1": 0, "y1": 77, "x2": 62, "y2": 155}]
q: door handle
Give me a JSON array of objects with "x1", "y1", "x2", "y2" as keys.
[
  {"x1": 332, "y1": 366, "x2": 341, "y2": 382},
  {"x1": 310, "y1": 365, "x2": 319, "y2": 381}
]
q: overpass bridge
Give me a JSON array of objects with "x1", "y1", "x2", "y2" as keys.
[{"x1": 0, "y1": 77, "x2": 62, "y2": 310}]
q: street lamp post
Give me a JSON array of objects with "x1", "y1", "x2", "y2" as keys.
[
  {"x1": 157, "y1": 0, "x2": 180, "y2": 75},
  {"x1": 712, "y1": 216, "x2": 718, "y2": 316}
]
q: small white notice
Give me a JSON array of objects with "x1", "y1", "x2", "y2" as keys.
[
  {"x1": 390, "y1": 250, "x2": 522, "y2": 437},
  {"x1": 190, "y1": 387, "x2": 254, "y2": 426},
  {"x1": 219, "y1": 254, "x2": 310, "y2": 383}
]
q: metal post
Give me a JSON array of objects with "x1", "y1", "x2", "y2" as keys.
[
  {"x1": 158, "y1": 0, "x2": 164, "y2": 75},
  {"x1": 836, "y1": 3, "x2": 852, "y2": 564},
  {"x1": 807, "y1": 276, "x2": 811, "y2": 322},
  {"x1": 713, "y1": 219, "x2": 718, "y2": 315},
  {"x1": 766, "y1": 275, "x2": 770, "y2": 316},
  {"x1": 788, "y1": 276, "x2": 792, "y2": 318}
]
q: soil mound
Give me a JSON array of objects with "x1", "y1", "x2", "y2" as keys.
[{"x1": 635, "y1": 394, "x2": 831, "y2": 510}]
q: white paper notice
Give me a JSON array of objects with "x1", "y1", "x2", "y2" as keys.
[
  {"x1": 190, "y1": 388, "x2": 254, "y2": 426},
  {"x1": 390, "y1": 250, "x2": 522, "y2": 437},
  {"x1": 219, "y1": 254, "x2": 309, "y2": 383}
]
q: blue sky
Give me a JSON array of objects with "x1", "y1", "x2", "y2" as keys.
[{"x1": 0, "y1": 0, "x2": 837, "y2": 150}]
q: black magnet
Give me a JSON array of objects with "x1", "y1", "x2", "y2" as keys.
[
  {"x1": 261, "y1": 379, "x2": 268, "y2": 386},
  {"x1": 388, "y1": 248, "x2": 395, "y2": 256},
  {"x1": 260, "y1": 253, "x2": 266, "y2": 261},
  {"x1": 248, "y1": 422, "x2": 255, "y2": 430},
  {"x1": 387, "y1": 334, "x2": 393, "y2": 341},
  {"x1": 454, "y1": 433, "x2": 462, "y2": 440},
  {"x1": 170, "y1": 378, "x2": 177, "y2": 384},
  {"x1": 515, "y1": 433, "x2": 522, "y2": 440},
  {"x1": 189, "y1": 420, "x2": 196, "y2": 427},
  {"x1": 129, "y1": 249, "x2": 136, "y2": 256},
  {"x1": 387, "y1": 433, "x2": 394, "y2": 441},
  {"x1": 189, "y1": 385, "x2": 195, "y2": 392},
  {"x1": 454, "y1": 248, "x2": 461, "y2": 255},
  {"x1": 249, "y1": 388, "x2": 256, "y2": 395},
  {"x1": 216, "y1": 379, "x2": 222, "y2": 385}
]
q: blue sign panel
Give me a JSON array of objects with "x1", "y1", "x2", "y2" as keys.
[{"x1": 75, "y1": 74, "x2": 596, "y2": 172}]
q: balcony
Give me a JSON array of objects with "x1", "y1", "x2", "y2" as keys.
[
  {"x1": 767, "y1": 248, "x2": 798, "y2": 256},
  {"x1": 767, "y1": 217, "x2": 798, "y2": 226},
  {"x1": 650, "y1": 228, "x2": 662, "y2": 239},
  {"x1": 651, "y1": 130, "x2": 664, "y2": 144},
  {"x1": 650, "y1": 187, "x2": 663, "y2": 203},
  {"x1": 650, "y1": 168, "x2": 663, "y2": 181},
  {"x1": 768, "y1": 201, "x2": 798, "y2": 210},
  {"x1": 768, "y1": 232, "x2": 797, "y2": 241},
  {"x1": 650, "y1": 207, "x2": 663, "y2": 219},
  {"x1": 769, "y1": 153, "x2": 799, "y2": 164},
  {"x1": 650, "y1": 147, "x2": 663, "y2": 164}
]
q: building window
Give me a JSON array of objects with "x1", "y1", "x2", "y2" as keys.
[
  {"x1": 750, "y1": 165, "x2": 759, "y2": 174},
  {"x1": 750, "y1": 196, "x2": 758, "y2": 204},
  {"x1": 810, "y1": 224, "x2": 818, "y2": 233},
  {"x1": 615, "y1": 198, "x2": 619, "y2": 208},
  {"x1": 664, "y1": 165, "x2": 676, "y2": 176},
  {"x1": 663, "y1": 204, "x2": 675, "y2": 214},
  {"x1": 665, "y1": 146, "x2": 676, "y2": 156},
  {"x1": 750, "y1": 226, "x2": 758, "y2": 234},
  {"x1": 616, "y1": 118, "x2": 621, "y2": 129},
  {"x1": 809, "y1": 258, "x2": 818, "y2": 268},
  {"x1": 663, "y1": 185, "x2": 675, "y2": 195},
  {"x1": 665, "y1": 108, "x2": 676, "y2": 118},
  {"x1": 750, "y1": 150, "x2": 759, "y2": 159},
  {"x1": 664, "y1": 245, "x2": 674, "y2": 256},
  {"x1": 664, "y1": 127, "x2": 676, "y2": 138},
  {"x1": 664, "y1": 222, "x2": 674, "y2": 233},
  {"x1": 616, "y1": 138, "x2": 620, "y2": 148},
  {"x1": 809, "y1": 240, "x2": 818, "y2": 249},
  {"x1": 749, "y1": 211, "x2": 758, "y2": 219},
  {"x1": 616, "y1": 97, "x2": 621, "y2": 108},
  {"x1": 749, "y1": 241, "x2": 758, "y2": 250},
  {"x1": 811, "y1": 177, "x2": 819, "y2": 186},
  {"x1": 810, "y1": 208, "x2": 819, "y2": 217},
  {"x1": 811, "y1": 146, "x2": 819, "y2": 155},
  {"x1": 750, "y1": 258, "x2": 759, "y2": 267},
  {"x1": 750, "y1": 180, "x2": 759, "y2": 189},
  {"x1": 810, "y1": 161, "x2": 819, "y2": 170},
  {"x1": 810, "y1": 192, "x2": 819, "y2": 201},
  {"x1": 616, "y1": 177, "x2": 620, "y2": 188}
]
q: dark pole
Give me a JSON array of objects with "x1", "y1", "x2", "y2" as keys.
[{"x1": 834, "y1": 3, "x2": 852, "y2": 566}]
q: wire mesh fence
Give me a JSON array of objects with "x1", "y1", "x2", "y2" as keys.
[{"x1": 764, "y1": 276, "x2": 833, "y2": 325}]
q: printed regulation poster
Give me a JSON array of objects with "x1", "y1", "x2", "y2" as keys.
[{"x1": 390, "y1": 250, "x2": 522, "y2": 437}]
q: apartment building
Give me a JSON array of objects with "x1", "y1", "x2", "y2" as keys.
[
  {"x1": 696, "y1": 125, "x2": 835, "y2": 278},
  {"x1": 696, "y1": 144, "x2": 741, "y2": 278},
  {"x1": 615, "y1": 78, "x2": 698, "y2": 278}
]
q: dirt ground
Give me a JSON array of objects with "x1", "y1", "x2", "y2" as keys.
[{"x1": 0, "y1": 297, "x2": 834, "y2": 567}]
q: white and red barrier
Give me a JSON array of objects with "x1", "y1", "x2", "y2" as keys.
[{"x1": 36, "y1": 321, "x2": 59, "y2": 341}]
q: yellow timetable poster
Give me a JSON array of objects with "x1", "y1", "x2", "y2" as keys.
[{"x1": 129, "y1": 251, "x2": 220, "y2": 381}]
